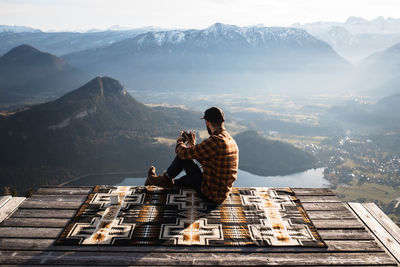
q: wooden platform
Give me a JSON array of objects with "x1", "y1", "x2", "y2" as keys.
[
  {"x1": 0, "y1": 195, "x2": 25, "y2": 223},
  {"x1": 0, "y1": 187, "x2": 399, "y2": 266}
]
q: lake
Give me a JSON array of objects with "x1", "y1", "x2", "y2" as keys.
[{"x1": 66, "y1": 168, "x2": 329, "y2": 188}]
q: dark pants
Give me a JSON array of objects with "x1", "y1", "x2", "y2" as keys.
[{"x1": 167, "y1": 156, "x2": 209, "y2": 200}]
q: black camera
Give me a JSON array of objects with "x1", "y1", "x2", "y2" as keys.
[{"x1": 181, "y1": 131, "x2": 190, "y2": 139}]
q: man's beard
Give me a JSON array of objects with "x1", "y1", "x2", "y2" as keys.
[{"x1": 207, "y1": 126, "x2": 212, "y2": 135}]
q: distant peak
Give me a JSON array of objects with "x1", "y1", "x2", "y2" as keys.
[
  {"x1": 1, "y1": 44, "x2": 72, "y2": 71},
  {"x1": 205, "y1": 22, "x2": 237, "y2": 32},
  {"x1": 12, "y1": 44, "x2": 38, "y2": 50},
  {"x1": 0, "y1": 25, "x2": 41, "y2": 33},
  {"x1": 210, "y1": 22, "x2": 224, "y2": 27},
  {"x1": 372, "y1": 16, "x2": 385, "y2": 22},
  {"x1": 78, "y1": 76, "x2": 127, "y2": 98},
  {"x1": 4, "y1": 44, "x2": 41, "y2": 56},
  {"x1": 345, "y1": 16, "x2": 368, "y2": 24}
]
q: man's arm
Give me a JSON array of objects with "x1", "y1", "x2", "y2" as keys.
[{"x1": 176, "y1": 136, "x2": 218, "y2": 161}]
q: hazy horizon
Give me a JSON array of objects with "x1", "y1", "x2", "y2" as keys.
[
  {"x1": 1, "y1": 0, "x2": 400, "y2": 31},
  {"x1": 1, "y1": 16, "x2": 400, "y2": 33}
]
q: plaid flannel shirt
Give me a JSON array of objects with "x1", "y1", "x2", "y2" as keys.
[{"x1": 175, "y1": 127, "x2": 239, "y2": 203}]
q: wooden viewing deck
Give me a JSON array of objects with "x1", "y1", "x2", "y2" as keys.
[{"x1": 0, "y1": 187, "x2": 399, "y2": 266}]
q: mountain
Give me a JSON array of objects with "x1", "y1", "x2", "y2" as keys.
[
  {"x1": 375, "y1": 92, "x2": 400, "y2": 114},
  {"x1": 0, "y1": 76, "x2": 203, "y2": 193},
  {"x1": 0, "y1": 29, "x2": 155, "y2": 57},
  {"x1": 62, "y1": 23, "x2": 350, "y2": 95},
  {"x1": 64, "y1": 23, "x2": 347, "y2": 70},
  {"x1": 234, "y1": 130, "x2": 316, "y2": 176},
  {"x1": 0, "y1": 44, "x2": 88, "y2": 108},
  {"x1": 322, "y1": 92, "x2": 400, "y2": 132},
  {"x1": 372, "y1": 92, "x2": 400, "y2": 126},
  {"x1": 293, "y1": 17, "x2": 400, "y2": 63},
  {"x1": 0, "y1": 25, "x2": 41, "y2": 33},
  {"x1": 353, "y1": 42, "x2": 400, "y2": 97}
]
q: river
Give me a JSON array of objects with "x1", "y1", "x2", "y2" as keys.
[{"x1": 66, "y1": 167, "x2": 329, "y2": 188}]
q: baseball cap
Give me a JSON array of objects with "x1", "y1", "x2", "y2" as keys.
[{"x1": 201, "y1": 107, "x2": 225, "y2": 123}]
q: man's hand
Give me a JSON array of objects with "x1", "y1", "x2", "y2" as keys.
[
  {"x1": 187, "y1": 131, "x2": 196, "y2": 146},
  {"x1": 176, "y1": 131, "x2": 196, "y2": 146},
  {"x1": 177, "y1": 131, "x2": 186, "y2": 143}
]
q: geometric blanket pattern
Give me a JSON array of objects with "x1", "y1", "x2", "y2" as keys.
[{"x1": 55, "y1": 186, "x2": 326, "y2": 247}]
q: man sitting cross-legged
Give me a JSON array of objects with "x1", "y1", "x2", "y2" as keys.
[{"x1": 145, "y1": 107, "x2": 239, "y2": 204}]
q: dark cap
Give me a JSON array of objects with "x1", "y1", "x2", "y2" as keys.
[{"x1": 201, "y1": 107, "x2": 225, "y2": 123}]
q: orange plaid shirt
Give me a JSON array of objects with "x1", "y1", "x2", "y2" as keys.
[{"x1": 175, "y1": 127, "x2": 239, "y2": 203}]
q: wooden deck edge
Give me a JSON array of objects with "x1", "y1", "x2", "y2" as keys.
[
  {"x1": 362, "y1": 202, "x2": 400, "y2": 244},
  {"x1": 0, "y1": 197, "x2": 26, "y2": 223},
  {"x1": 348, "y1": 202, "x2": 400, "y2": 266},
  {"x1": 0, "y1": 196, "x2": 12, "y2": 209}
]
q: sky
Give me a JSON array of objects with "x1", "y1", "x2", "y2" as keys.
[{"x1": 0, "y1": 0, "x2": 399, "y2": 31}]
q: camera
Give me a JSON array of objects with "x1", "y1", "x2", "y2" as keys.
[{"x1": 181, "y1": 131, "x2": 190, "y2": 139}]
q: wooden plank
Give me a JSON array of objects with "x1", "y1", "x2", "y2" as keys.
[
  {"x1": 307, "y1": 210, "x2": 355, "y2": 220},
  {"x1": 0, "y1": 218, "x2": 70, "y2": 228},
  {"x1": 36, "y1": 188, "x2": 92, "y2": 195},
  {"x1": 363, "y1": 202, "x2": 400, "y2": 244},
  {"x1": 325, "y1": 240, "x2": 384, "y2": 252},
  {"x1": 41, "y1": 185, "x2": 93, "y2": 188},
  {"x1": 295, "y1": 195, "x2": 341, "y2": 203},
  {"x1": 0, "y1": 239, "x2": 384, "y2": 253},
  {"x1": 0, "y1": 197, "x2": 25, "y2": 223},
  {"x1": 312, "y1": 219, "x2": 365, "y2": 229},
  {"x1": 302, "y1": 202, "x2": 349, "y2": 211},
  {"x1": 292, "y1": 188, "x2": 335, "y2": 196},
  {"x1": 27, "y1": 195, "x2": 87, "y2": 202},
  {"x1": 20, "y1": 200, "x2": 82, "y2": 209},
  {"x1": 0, "y1": 251, "x2": 396, "y2": 266},
  {"x1": 10, "y1": 209, "x2": 76, "y2": 219},
  {"x1": 348, "y1": 202, "x2": 400, "y2": 264},
  {"x1": 0, "y1": 196, "x2": 11, "y2": 209},
  {"x1": 0, "y1": 227, "x2": 62, "y2": 238},
  {"x1": 318, "y1": 229, "x2": 374, "y2": 240}
]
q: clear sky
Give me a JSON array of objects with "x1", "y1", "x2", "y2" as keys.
[{"x1": 0, "y1": 0, "x2": 399, "y2": 31}]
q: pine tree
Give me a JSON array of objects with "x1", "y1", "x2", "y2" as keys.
[
  {"x1": 3, "y1": 186, "x2": 11, "y2": 195},
  {"x1": 25, "y1": 188, "x2": 34, "y2": 198},
  {"x1": 11, "y1": 188, "x2": 18, "y2": 197}
]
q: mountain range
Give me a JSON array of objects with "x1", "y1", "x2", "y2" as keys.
[
  {"x1": 0, "y1": 29, "x2": 147, "y2": 56},
  {"x1": 1, "y1": 21, "x2": 399, "y2": 108},
  {"x1": 294, "y1": 17, "x2": 400, "y2": 63},
  {"x1": 3, "y1": 17, "x2": 400, "y2": 64},
  {"x1": 65, "y1": 22, "x2": 348, "y2": 69},
  {"x1": 0, "y1": 25, "x2": 40, "y2": 33},
  {"x1": 0, "y1": 45, "x2": 88, "y2": 109},
  {"x1": 62, "y1": 23, "x2": 351, "y2": 95}
]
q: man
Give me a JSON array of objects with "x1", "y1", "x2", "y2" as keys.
[{"x1": 145, "y1": 107, "x2": 239, "y2": 204}]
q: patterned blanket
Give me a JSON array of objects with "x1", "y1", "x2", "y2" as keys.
[{"x1": 55, "y1": 186, "x2": 325, "y2": 247}]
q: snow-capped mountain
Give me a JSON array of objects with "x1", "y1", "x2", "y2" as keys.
[
  {"x1": 107, "y1": 25, "x2": 168, "y2": 32},
  {"x1": 293, "y1": 17, "x2": 400, "y2": 63},
  {"x1": 294, "y1": 16, "x2": 400, "y2": 35},
  {"x1": 63, "y1": 23, "x2": 350, "y2": 95},
  {"x1": 113, "y1": 23, "x2": 333, "y2": 51},
  {"x1": 64, "y1": 22, "x2": 348, "y2": 70}
]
